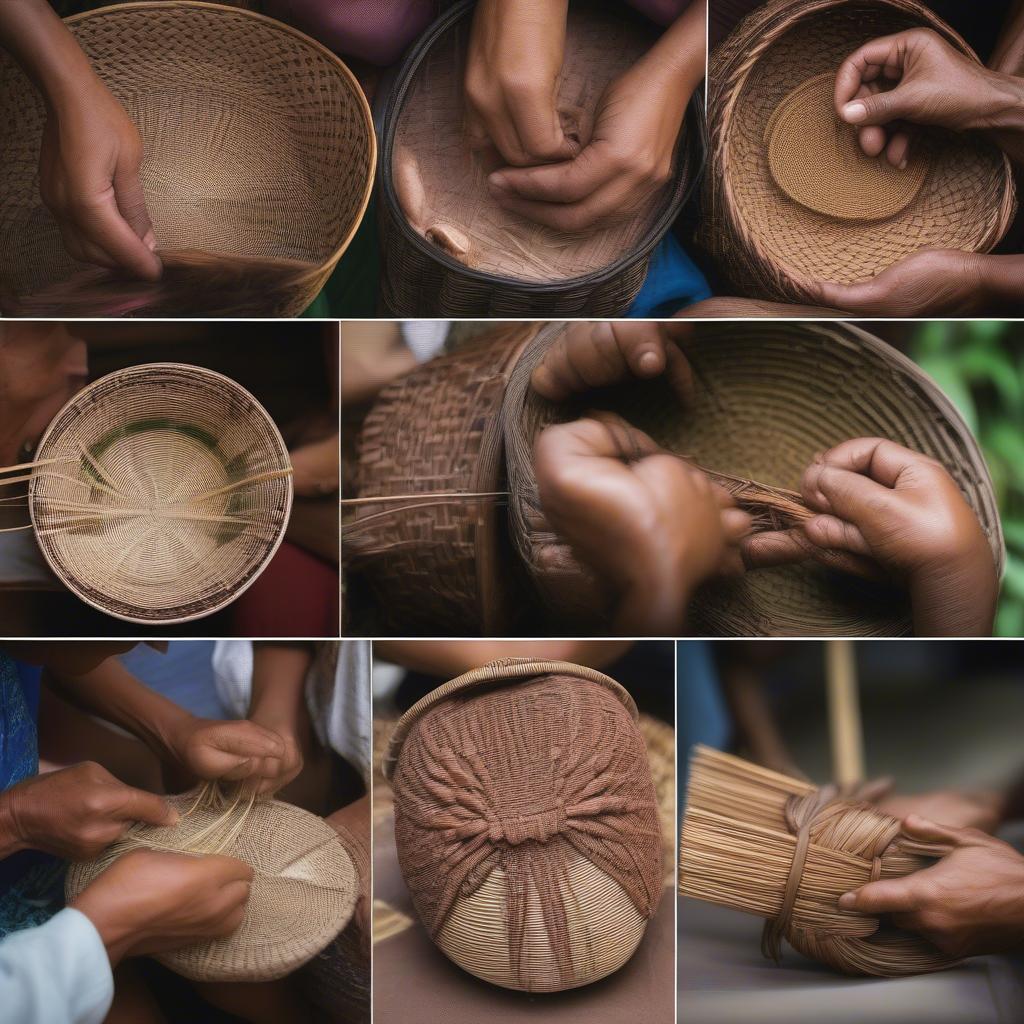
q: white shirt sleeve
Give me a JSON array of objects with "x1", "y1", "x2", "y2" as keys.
[{"x1": 0, "y1": 908, "x2": 114, "y2": 1024}]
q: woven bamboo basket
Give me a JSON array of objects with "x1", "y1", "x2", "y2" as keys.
[
  {"x1": 384, "y1": 659, "x2": 663, "y2": 993},
  {"x1": 0, "y1": 1, "x2": 375, "y2": 317},
  {"x1": 66, "y1": 787, "x2": 358, "y2": 982},
  {"x1": 502, "y1": 321, "x2": 1003, "y2": 636},
  {"x1": 28, "y1": 363, "x2": 293, "y2": 624},
  {"x1": 378, "y1": 0, "x2": 703, "y2": 317},
  {"x1": 702, "y1": 0, "x2": 1016, "y2": 302},
  {"x1": 342, "y1": 327, "x2": 539, "y2": 635}
]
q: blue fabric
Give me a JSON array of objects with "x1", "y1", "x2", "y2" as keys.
[
  {"x1": 118, "y1": 640, "x2": 226, "y2": 720},
  {"x1": 627, "y1": 234, "x2": 711, "y2": 318},
  {"x1": 0, "y1": 653, "x2": 63, "y2": 935}
]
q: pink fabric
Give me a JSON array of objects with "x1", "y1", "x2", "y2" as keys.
[
  {"x1": 263, "y1": 0, "x2": 439, "y2": 65},
  {"x1": 626, "y1": 0, "x2": 689, "y2": 27}
]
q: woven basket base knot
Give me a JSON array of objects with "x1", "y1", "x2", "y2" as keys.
[{"x1": 766, "y1": 72, "x2": 929, "y2": 220}]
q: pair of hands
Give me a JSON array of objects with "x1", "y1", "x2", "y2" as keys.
[
  {"x1": 465, "y1": 0, "x2": 698, "y2": 231},
  {"x1": 812, "y1": 29, "x2": 1024, "y2": 315},
  {"x1": 532, "y1": 322, "x2": 997, "y2": 634}
]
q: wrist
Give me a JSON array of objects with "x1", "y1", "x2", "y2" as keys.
[
  {"x1": 969, "y1": 69, "x2": 1024, "y2": 134},
  {"x1": 153, "y1": 707, "x2": 201, "y2": 767},
  {"x1": 70, "y1": 891, "x2": 135, "y2": 968},
  {"x1": 616, "y1": 554, "x2": 691, "y2": 634},
  {"x1": 0, "y1": 787, "x2": 29, "y2": 857}
]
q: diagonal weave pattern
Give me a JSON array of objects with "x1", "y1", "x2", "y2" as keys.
[
  {"x1": 502, "y1": 321, "x2": 1003, "y2": 636},
  {"x1": 65, "y1": 786, "x2": 358, "y2": 982},
  {"x1": 30, "y1": 363, "x2": 292, "y2": 624},
  {"x1": 0, "y1": 2, "x2": 375, "y2": 316},
  {"x1": 701, "y1": 0, "x2": 1015, "y2": 302},
  {"x1": 680, "y1": 746, "x2": 958, "y2": 976},
  {"x1": 388, "y1": 660, "x2": 663, "y2": 992}
]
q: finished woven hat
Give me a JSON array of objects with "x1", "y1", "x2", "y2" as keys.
[
  {"x1": 379, "y1": 0, "x2": 702, "y2": 317},
  {"x1": 702, "y1": 0, "x2": 1016, "y2": 302},
  {"x1": 385, "y1": 659, "x2": 663, "y2": 993},
  {"x1": 0, "y1": 2, "x2": 375, "y2": 316},
  {"x1": 65, "y1": 786, "x2": 358, "y2": 982},
  {"x1": 502, "y1": 321, "x2": 1003, "y2": 636},
  {"x1": 29, "y1": 363, "x2": 292, "y2": 624}
]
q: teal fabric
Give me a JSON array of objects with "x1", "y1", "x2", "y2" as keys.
[
  {"x1": 302, "y1": 195, "x2": 380, "y2": 318},
  {"x1": 627, "y1": 234, "x2": 711, "y2": 317}
]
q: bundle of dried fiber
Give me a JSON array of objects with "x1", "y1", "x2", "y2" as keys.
[
  {"x1": 679, "y1": 746, "x2": 957, "y2": 976},
  {"x1": 385, "y1": 659, "x2": 663, "y2": 992},
  {"x1": 3, "y1": 250, "x2": 321, "y2": 318}
]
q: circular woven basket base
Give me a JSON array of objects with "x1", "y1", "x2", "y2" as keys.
[
  {"x1": 437, "y1": 855, "x2": 647, "y2": 992},
  {"x1": 30, "y1": 363, "x2": 292, "y2": 623},
  {"x1": 65, "y1": 793, "x2": 358, "y2": 982},
  {"x1": 766, "y1": 73, "x2": 928, "y2": 220}
]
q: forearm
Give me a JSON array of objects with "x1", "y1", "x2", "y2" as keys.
[
  {"x1": 910, "y1": 558, "x2": 998, "y2": 637},
  {"x1": 643, "y1": 0, "x2": 707, "y2": 99},
  {"x1": 990, "y1": 0, "x2": 1024, "y2": 75},
  {"x1": 249, "y1": 643, "x2": 312, "y2": 738},
  {"x1": 0, "y1": 787, "x2": 26, "y2": 858},
  {"x1": 613, "y1": 575, "x2": 691, "y2": 636},
  {"x1": 973, "y1": 253, "x2": 1024, "y2": 310},
  {"x1": 45, "y1": 660, "x2": 193, "y2": 763},
  {"x1": 0, "y1": 0, "x2": 98, "y2": 109}
]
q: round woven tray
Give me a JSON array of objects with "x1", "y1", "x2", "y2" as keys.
[
  {"x1": 387, "y1": 659, "x2": 657, "y2": 992},
  {"x1": 343, "y1": 327, "x2": 538, "y2": 635},
  {"x1": 30, "y1": 363, "x2": 292, "y2": 624},
  {"x1": 0, "y1": 1, "x2": 375, "y2": 316},
  {"x1": 378, "y1": 0, "x2": 703, "y2": 317},
  {"x1": 66, "y1": 791, "x2": 357, "y2": 982},
  {"x1": 702, "y1": 0, "x2": 1016, "y2": 302},
  {"x1": 502, "y1": 321, "x2": 1003, "y2": 636}
]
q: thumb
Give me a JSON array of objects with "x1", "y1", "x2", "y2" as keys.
[
  {"x1": 839, "y1": 84, "x2": 917, "y2": 127},
  {"x1": 112, "y1": 161, "x2": 159, "y2": 261},
  {"x1": 900, "y1": 813, "x2": 984, "y2": 847}
]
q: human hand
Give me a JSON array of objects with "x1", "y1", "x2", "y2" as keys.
[
  {"x1": 290, "y1": 434, "x2": 340, "y2": 496},
  {"x1": 70, "y1": 849, "x2": 252, "y2": 966},
  {"x1": 808, "y1": 250, "x2": 988, "y2": 317},
  {"x1": 742, "y1": 438, "x2": 997, "y2": 635},
  {"x1": 39, "y1": 80, "x2": 161, "y2": 280},
  {"x1": 1, "y1": 762, "x2": 177, "y2": 861},
  {"x1": 880, "y1": 790, "x2": 1004, "y2": 833},
  {"x1": 534, "y1": 412, "x2": 751, "y2": 632},
  {"x1": 838, "y1": 814, "x2": 1024, "y2": 958},
  {"x1": 530, "y1": 320, "x2": 693, "y2": 401},
  {"x1": 165, "y1": 716, "x2": 300, "y2": 795},
  {"x1": 487, "y1": 42, "x2": 687, "y2": 231},
  {"x1": 465, "y1": 0, "x2": 575, "y2": 167},
  {"x1": 835, "y1": 28, "x2": 1023, "y2": 166}
]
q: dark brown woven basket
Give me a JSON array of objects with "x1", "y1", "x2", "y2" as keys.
[
  {"x1": 342, "y1": 328, "x2": 538, "y2": 635},
  {"x1": 701, "y1": 0, "x2": 1016, "y2": 303},
  {"x1": 378, "y1": 0, "x2": 703, "y2": 317},
  {"x1": 502, "y1": 321, "x2": 1004, "y2": 637}
]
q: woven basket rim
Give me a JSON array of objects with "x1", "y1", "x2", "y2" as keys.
[
  {"x1": 29, "y1": 361, "x2": 294, "y2": 625},
  {"x1": 383, "y1": 659, "x2": 638, "y2": 779},
  {"x1": 60, "y1": 0, "x2": 377, "y2": 284},
  {"x1": 379, "y1": 0, "x2": 703, "y2": 296},
  {"x1": 709, "y1": 0, "x2": 1016, "y2": 299}
]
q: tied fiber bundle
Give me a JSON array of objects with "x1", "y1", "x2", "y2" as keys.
[
  {"x1": 65, "y1": 785, "x2": 359, "y2": 982},
  {"x1": 378, "y1": 0, "x2": 701, "y2": 317},
  {"x1": 0, "y1": 2, "x2": 375, "y2": 317},
  {"x1": 680, "y1": 747, "x2": 958, "y2": 977},
  {"x1": 501, "y1": 320, "x2": 1002, "y2": 636},
  {"x1": 3, "y1": 250, "x2": 321, "y2": 318},
  {"x1": 343, "y1": 327, "x2": 537, "y2": 635},
  {"x1": 28, "y1": 363, "x2": 292, "y2": 623},
  {"x1": 702, "y1": 0, "x2": 1015, "y2": 303},
  {"x1": 385, "y1": 660, "x2": 663, "y2": 992}
]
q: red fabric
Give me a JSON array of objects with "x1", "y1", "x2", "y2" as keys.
[{"x1": 230, "y1": 541, "x2": 339, "y2": 637}]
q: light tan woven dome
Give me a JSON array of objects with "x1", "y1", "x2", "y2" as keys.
[
  {"x1": 703, "y1": 0, "x2": 1016, "y2": 302},
  {"x1": 385, "y1": 659, "x2": 663, "y2": 992},
  {"x1": 66, "y1": 787, "x2": 358, "y2": 982},
  {"x1": 30, "y1": 363, "x2": 292, "y2": 623},
  {"x1": 0, "y1": 1, "x2": 375, "y2": 316}
]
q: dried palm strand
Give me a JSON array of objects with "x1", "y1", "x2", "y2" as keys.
[{"x1": 680, "y1": 747, "x2": 957, "y2": 977}]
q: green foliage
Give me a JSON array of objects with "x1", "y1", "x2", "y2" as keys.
[{"x1": 909, "y1": 322, "x2": 1024, "y2": 636}]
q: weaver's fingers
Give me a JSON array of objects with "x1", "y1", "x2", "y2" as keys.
[
  {"x1": 838, "y1": 875, "x2": 920, "y2": 915},
  {"x1": 721, "y1": 507, "x2": 754, "y2": 541},
  {"x1": 740, "y1": 528, "x2": 812, "y2": 570},
  {"x1": 813, "y1": 437, "x2": 934, "y2": 488},
  {"x1": 207, "y1": 722, "x2": 285, "y2": 760},
  {"x1": 802, "y1": 462, "x2": 896, "y2": 523},
  {"x1": 117, "y1": 787, "x2": 180, "y2": 828},
  {"x1": 901, "y1": 813, "x2": 990, "y2": 848},
  {"x1": 73, "y1": 188, "x2": 162, "y2": 282},
  {"x1": 204, "y1": 854, "x2": 255, "y2": 886},
  {"x1": 835, "y1": 33, "x2": 908, "y2": 110},
  {"x1": 802, "y1": 513, "x2": 873, "y2": 556},
  {"x1": 489, "y1": 142, "x2": 610, "y2": 204},
  {"x1": 584, "y1": 410, "x2": 663, "y2": 462}
]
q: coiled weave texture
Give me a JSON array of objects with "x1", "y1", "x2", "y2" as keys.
[
  {"x1": 30, "y1": 363, "x2": 292, "y2": 623},
  {"x1": 387, "y1": 660, "x2": 663, "y2": 992}
]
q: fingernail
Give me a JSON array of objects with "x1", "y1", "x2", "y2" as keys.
[
  {"x1": 167, "y1": 809, "x2": 180, "y2": 825},
  {"x1": 487, "y1": 172, "x2": 509, "y2": 192},
  {"x1": 638, "y1": 351, "x2": 660, "y2": 375},
  {"x1": 841, "y1": 102, "x2": 867, "y2": 124},
  {"x1": 838, "y1": 892, "x2": 857, "y2": 910},
  {"x1": 143, "y1": 230, "x2": 157, "y2": 251},
  {"x1": 898, "y1": 158, "x2": 908, "y2": 171}
]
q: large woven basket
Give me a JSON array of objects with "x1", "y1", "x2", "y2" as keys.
[
  {"x1": 0, "y1": 1, "x2": 375, "y2": 317},
  {"x1": 702, "y1": 0, "x2": 1016, "y2": 302},
  {"x1": 385, "y1": 659, "x2": 662, "y2": 993},
  {"x1": 30, "y1": 363, "x2": 293, "y2": 624},
  {"x1": 66, "y1": 788, "x2": 357, "y2": 982},
  {"x1": 502, "y1": 321, "x2": 1003, "y2": 636},
  {"x1": 378, "y1": 0, "x2": 703, "y2": 317},
  {"x1": 342, "y1": 328, "x2": 538, "y2": 635}
]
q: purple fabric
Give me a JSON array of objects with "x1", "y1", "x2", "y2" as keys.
[
  {"x1": 263, "y1": 0, "x2": 440, "y2": 66},
  {"x1": 626, "y1": 0, "x2": 689, "y2": 28}
]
